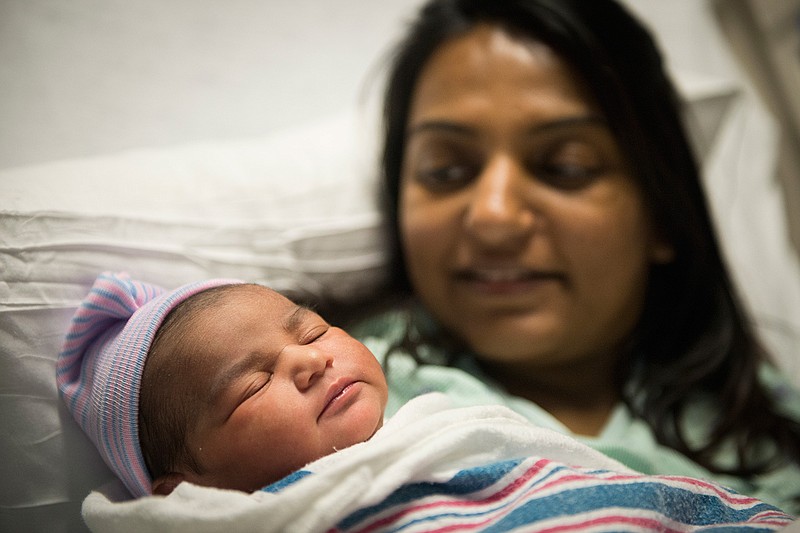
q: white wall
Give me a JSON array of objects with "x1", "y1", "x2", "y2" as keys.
[
  {"x1": 0, "y1": 0, "x2": 426, "y2": 170},
  {"x1": 0, "y1": 0, "x2": 779, "y2": 168},
  {"x1": 2, "y1": 0, "x2": 797, "y2": 378}
]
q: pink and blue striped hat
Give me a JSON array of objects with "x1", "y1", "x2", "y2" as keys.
[{"x1": 56, "y1": 271, "x2": 243, "y2": 497}]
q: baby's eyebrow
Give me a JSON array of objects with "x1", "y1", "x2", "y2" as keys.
[
  {"x1": 207, "y1": 305, "x2": 314, "y2": 412},
  {"x1": 282, "y1": 304, "x2": 314, "y2": 334},
  {"x1": 208, "y1": 350, "x2": 265, "y2": 411}
]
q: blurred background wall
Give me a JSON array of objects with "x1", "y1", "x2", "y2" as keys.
[
  {"x1": 1, "y1": 0, "x2": 796, "y2": 170},
  {"x1": 1, "y1": 0, "x2": 798, "y2": 373}
]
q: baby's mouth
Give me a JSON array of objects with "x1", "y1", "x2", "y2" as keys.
[{"x1": 318, "y1": 379, "x2": 357, "y2": 420}]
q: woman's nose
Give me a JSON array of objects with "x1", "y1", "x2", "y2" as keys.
[
  {"x1": 463, "y1": 155, "x2": 535, "y2": 249},
  {"x1": 284, "y1": 346, "x2": 333, "y2": 391}
]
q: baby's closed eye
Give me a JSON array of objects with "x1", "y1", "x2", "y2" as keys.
[{"x1": 242, "y1": 372, "x2": 273, "y2": 401}]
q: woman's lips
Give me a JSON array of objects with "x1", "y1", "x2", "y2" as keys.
[{"x1": 454, "y1": 267, "x2": 565, "y2": 295}]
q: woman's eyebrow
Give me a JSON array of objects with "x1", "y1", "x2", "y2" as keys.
[
  {"x1": 405, "y1": 114, "x2": 607, "y2": 138},
  {"x1": 405, "y1": 120, "x2": 477, "y2": 139},
  {"x1": 525, "y1": 114, "x2": 607, "y2": 135}
]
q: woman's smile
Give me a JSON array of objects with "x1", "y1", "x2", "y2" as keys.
[{"x1": 452, "y1": 266, "x2": 565, "y2": 296}]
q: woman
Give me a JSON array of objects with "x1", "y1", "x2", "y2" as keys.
[{"x1": 350, "y1": 0, "x2": 800, "y2": 514}]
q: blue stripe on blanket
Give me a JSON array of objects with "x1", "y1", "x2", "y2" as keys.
[
  {"x1": 337, "y1": 458, "x2": 530, "y2": 530},
  {"x1": 335, "y1": 458, "x2": 792, "y2": 532},
  {"x1": 261, "y1": 470, "x2": 313, "y2": 493},
  {"x1": 478, "y1": 488, "x2": 784, "y2": 533}
]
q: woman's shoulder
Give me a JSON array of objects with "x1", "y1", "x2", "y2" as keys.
[
  {"x1": 344, "y1": 302, "x2": 416, "y2": 368},
  {"x1": 760, "y1": 363, "x2": 800, "y2": 419},
  {"x1": 347, "y1": 306, "x2": 410, "y2": 342}
]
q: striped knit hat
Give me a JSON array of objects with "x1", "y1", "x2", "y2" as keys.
[{"x1": 56, "y1": 271, "x2": 244, "y2": 497}]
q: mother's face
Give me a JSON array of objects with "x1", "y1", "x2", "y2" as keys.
[{"x1": 399, "y1": 25, "x2": 673, "y2": 371}]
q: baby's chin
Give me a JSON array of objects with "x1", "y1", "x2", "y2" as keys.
[
  {"x1": 226, "y1": 414, "x2": 385, "y2": 492},
  {"x1": 367, "y1": 413, "x2": 384, "y2": 440},
  {"x1": 330, "y1": 403, "x2": 385, "y2": 453},
  {"x1": 320, "y1": 393, "x2": 385, "y2": 444}
]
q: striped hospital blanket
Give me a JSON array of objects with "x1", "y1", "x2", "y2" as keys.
[
  {"x1": 327, "y1": 458, "x2": 791, "y2": 532},
  {"x1": 83, "y1": 394, "x2": 795, "y2": 532}
]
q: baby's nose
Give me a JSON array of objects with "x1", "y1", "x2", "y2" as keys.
[{"x1": 286, "y1": 346, "x2": 332, "y2": 390}]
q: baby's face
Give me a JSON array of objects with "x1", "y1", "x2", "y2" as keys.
[{"x1": 175, "y1": 285, "x2": 387, "y2": 492}]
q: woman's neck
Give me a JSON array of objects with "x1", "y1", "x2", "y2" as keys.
[{"x1": 479, "y1": 358, "x2": 621, "y2": 436}]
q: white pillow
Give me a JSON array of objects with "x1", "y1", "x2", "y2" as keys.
[
  {"x1": 0, "y1": 110, "x2": 388, "y2": 532},
  {"x1": 2, "y1": 74, "x2": 799, "y2": 533},
  {"x1": 675, "y1": 72, "x2": 800, "y2": 384}
]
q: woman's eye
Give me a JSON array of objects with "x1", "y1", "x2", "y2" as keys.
[
  {"x1": 531, "y1": 143, "x2": 606, "y2": 190},
  {"x1": 415, "y1": 163, "x2": 478, "y2": 191},
  {"x1": 407, "y1": 139, "x2": 481, "y2": 192},
  {"x1": 533, "y1": 162, "x2": 603, "y2": 189}
]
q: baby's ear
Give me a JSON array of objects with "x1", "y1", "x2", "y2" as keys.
[{"x1": 151, "y1": 473, "x2": 185, "y2": 495}]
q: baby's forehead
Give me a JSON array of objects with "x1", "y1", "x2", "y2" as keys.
[
  {"x1": 218, "y1": 283, "x2": 289, "y2": 305},
  {"x1": 158, "y1": 284, "x2": 284, "y2": 345},
  {"x1": 169, "y1": 284, "x2": 291, "y2": 359},
  {"x1": 190, "y1": 283, "x2": 303, "y2": 327}
]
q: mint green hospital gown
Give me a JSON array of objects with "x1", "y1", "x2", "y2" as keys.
[{"x1": 352, "y1": 308, "x2": 800, "y2": 516}]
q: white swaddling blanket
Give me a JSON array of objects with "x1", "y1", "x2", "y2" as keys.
[{"x1": 82, "y1": 394, "x2": 794, "y2": 532}]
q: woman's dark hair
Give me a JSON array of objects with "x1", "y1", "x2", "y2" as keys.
[{"x1": 379, "y1": 0, "x2": 800, "y2": 475}]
